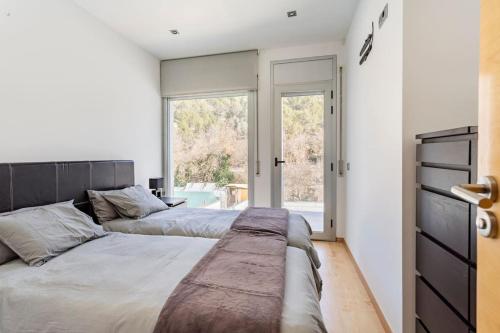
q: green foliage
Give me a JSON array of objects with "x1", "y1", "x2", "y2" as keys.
[
  {"x1": 212, "y1": 153, "x2": 235, "y2": 186},
  {"x1": 172, "y1": 96, "x2": 248, "y2": 188},
  {"x1": 281, "y1": 95, "x2": 324, "y2": 202},
  {"x1": 174, "y1": 152, "x2": 235, "y2": 187}
]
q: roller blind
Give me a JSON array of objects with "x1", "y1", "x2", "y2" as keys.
[
  {"x1": 161, "y1": 50, "x2": 258, "y2": 97},
  {"x1": 273, "y1": 58, "x2": 334, "y2": 85}
]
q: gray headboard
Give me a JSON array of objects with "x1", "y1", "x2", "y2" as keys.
[{"x1": 0, "y1": 160, "x2": 134, "y2": 217}]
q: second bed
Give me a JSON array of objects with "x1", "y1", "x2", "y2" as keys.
[{"x1": 102, "y1": 207, "x2": 321, "y2": 269}]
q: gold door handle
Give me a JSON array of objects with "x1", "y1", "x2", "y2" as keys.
[{"x1": 451, "y1": 176, "x2": 498, "y2": 209}]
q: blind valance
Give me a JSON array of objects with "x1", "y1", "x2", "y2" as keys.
[{"x1": 161, "y1": 50, "x2": 258, "y2": 97}]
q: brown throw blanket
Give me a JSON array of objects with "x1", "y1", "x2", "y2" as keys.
[{"x1": 153, "y1": 207, "x2": 289, "y2": 333}]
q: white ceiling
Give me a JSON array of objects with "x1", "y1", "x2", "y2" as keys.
[{"x1": 73, "y1": 0, "x2": 358, "y2": 59}]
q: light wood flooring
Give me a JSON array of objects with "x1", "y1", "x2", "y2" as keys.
[{"x1": 314, "y1": 241, "x2": 387, "y2": 333}]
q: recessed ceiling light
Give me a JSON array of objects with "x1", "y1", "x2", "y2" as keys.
[
  {"x1": 287, "y1": 10, "x2": 297, "y2": 18},
  {"x1": 169, "y1": 29, "x2": 179, "y2": 35}
]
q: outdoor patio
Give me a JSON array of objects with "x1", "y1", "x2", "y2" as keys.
[{"x1": 285, "y1": 201, "x2": 324, "y2": 232}]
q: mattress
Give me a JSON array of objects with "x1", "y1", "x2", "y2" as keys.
[{"x1": 0, "y1": 233, "x2": 326, "y2": 333}]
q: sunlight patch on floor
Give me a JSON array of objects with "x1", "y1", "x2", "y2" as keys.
[{"x1": 313, "y1": 241, "x2": 386, "y2": 333}]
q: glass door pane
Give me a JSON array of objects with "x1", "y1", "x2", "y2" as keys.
[
  {"x1": 282, "y1": 93, "x2": 325, "y2": 232},
  {"x1": 170, "y1": 95, "x2": 249, "y2": 210}
]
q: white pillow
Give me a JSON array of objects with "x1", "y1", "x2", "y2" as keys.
[{"x1": 0, "y1": 201, "x2": 106, "y2": 266}]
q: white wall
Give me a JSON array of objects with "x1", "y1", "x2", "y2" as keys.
[
  {"x1": 0, "y1": 0, "x2": 161, "y2": 186},
  {"x1": 255, "y1": 41, "x2": 346, "y2": 235},
  {"x1": 402, "y1": 1, "x2": 479, "y2": 332},
  {"x1": 344, "y1": 0, "x2": 403, "y2": 332},
  {"x1": 344, "y1": 0, "x2": 479, "y2": 331}
]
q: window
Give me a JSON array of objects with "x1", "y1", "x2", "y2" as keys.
[{"x1": 166, "y1": 93, "x2": 253, "y2": 210}]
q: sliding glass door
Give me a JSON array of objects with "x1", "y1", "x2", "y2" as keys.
[{"x1": 165, "y1": 93, "x2": 254, "y2": 210}]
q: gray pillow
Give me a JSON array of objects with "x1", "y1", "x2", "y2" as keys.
[
  {"x1": 0, "y1": 241, "x2": 17, "y2": 265},
  {"x1": 0, "y1": 204, "x2": 47, "y2": 217},
  {"x1": 0, "y1": 204, "x2": 55, "y2": 264},
  {"x1": 101, "y1": 185, "x2": 168, "y2": 219},
  {"x1": 0, "y1": 201, "x2": 106, "y2": 266},
  {"x1": 87, "y1": 190, "x2": 120, "y2": 223}
]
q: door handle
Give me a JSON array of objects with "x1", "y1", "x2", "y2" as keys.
[
  {"x1": 274, "y1": 157, "x2": 285, "y2": 167},
  {"x1": 451, "y1": 176, "x2": 498, "y2": 209}
]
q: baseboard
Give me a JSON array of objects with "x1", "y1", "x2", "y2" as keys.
[{"x1": 343, "y1": 242, "x2": 393, "y2": 333}]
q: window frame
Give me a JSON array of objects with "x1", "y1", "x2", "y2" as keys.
[{"x1": 163, "y1": 90, "x2": 256, "y2": 208}]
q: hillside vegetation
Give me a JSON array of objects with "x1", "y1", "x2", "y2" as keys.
[{"x1": 172, "y1": 94, "x2": 324, "y2": 203}]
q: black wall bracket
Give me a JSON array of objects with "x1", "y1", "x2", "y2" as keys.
[{"x1": 359, "y1": 22, "x2": 374, "y2": 65}]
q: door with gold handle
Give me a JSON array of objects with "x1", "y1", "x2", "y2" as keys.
[{"x1": 477, "y1": 1, "x2": 500, "y2": 330}]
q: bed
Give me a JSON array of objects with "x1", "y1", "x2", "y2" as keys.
[
  {"x1": 102, "y1": 207, "x2": 321, "y2": 269},
  {"x1": 0, "y1": 160, "x2": 328, "y2": 333},
  {"x1": 0, "y1": 233, "x2": 326, "y2": 333}
]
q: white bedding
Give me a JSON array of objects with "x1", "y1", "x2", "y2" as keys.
[
  {"x1": 0, "y1": 233, "x2": 326, "y2": 333},
  {"x1": 102, "y1": 208, "x2": 321, "y2": 269}
]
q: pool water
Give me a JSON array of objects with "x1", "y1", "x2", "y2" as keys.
[{"x1": 174, "y1": 190, "x2": 219, "y2": 208}]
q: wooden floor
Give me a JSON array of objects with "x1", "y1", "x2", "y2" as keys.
[{"x1": 314, "y1": 241, "x2": 386, "y2": 333}]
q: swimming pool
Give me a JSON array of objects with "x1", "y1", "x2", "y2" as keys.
[{"x1": 174, "y1": 190, "x2": 219, "y2": 208}]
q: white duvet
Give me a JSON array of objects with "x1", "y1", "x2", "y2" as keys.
[
  {"x1": 0, "y1": 233, "x2": 326, "y2": 333},
  {"x1": 102, "y1": 208, "x2": 321, "y2": 269}
]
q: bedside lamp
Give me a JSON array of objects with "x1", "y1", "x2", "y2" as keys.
[{"x1": 149, "y1": 177, "x2": 164, "y2": 198}]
